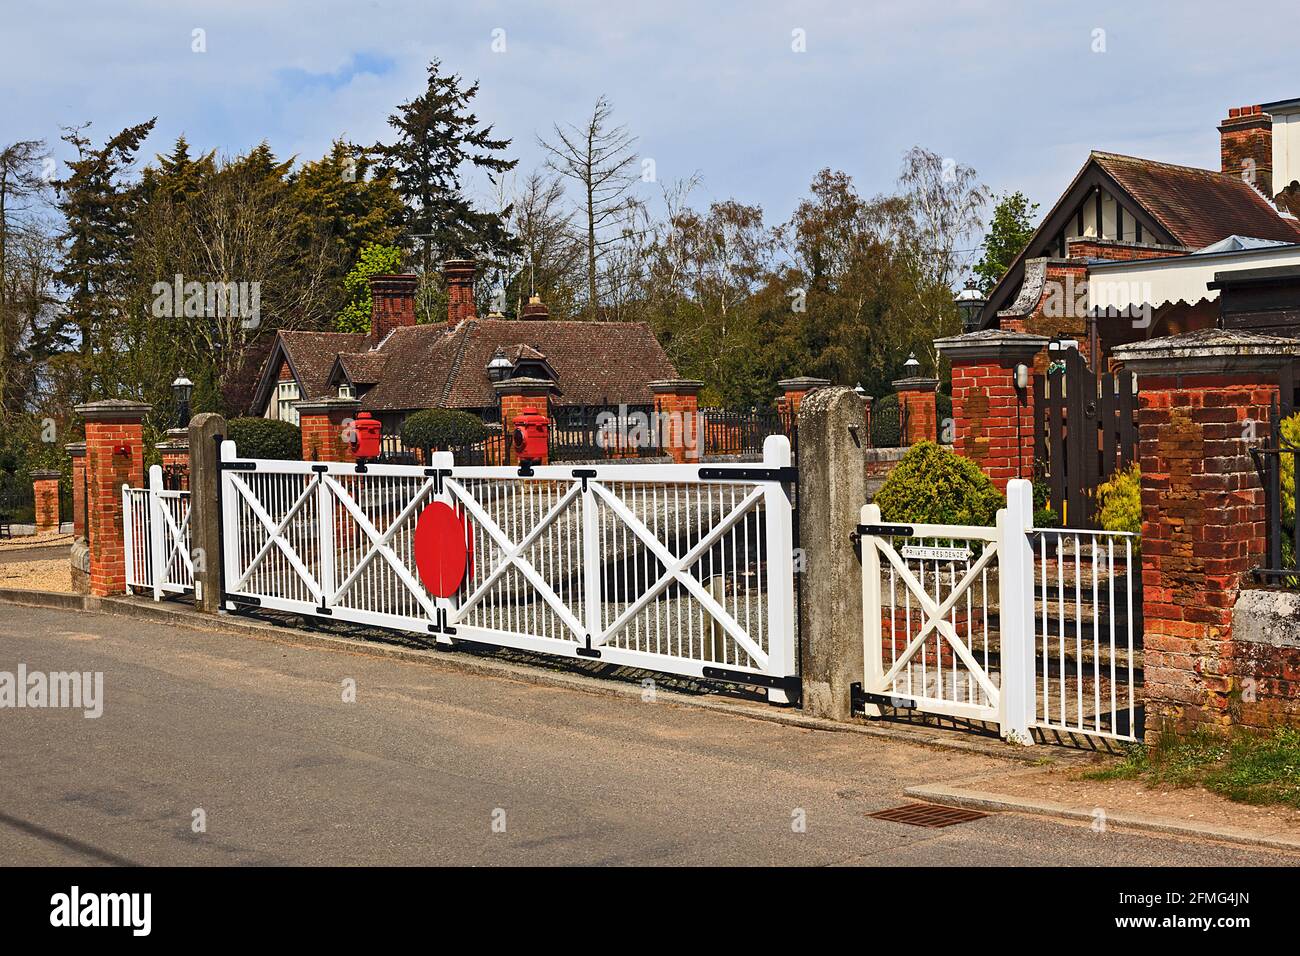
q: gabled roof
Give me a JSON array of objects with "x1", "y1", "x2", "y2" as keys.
[
  {"x1": 250, "y1": 330, "x2": 367, "y2": 411},
  {"x1": 331, "y1": 350, "x2": 389, "y2": 386},
  {"x1": 1092, "y1": 152, "x2": 1300, "y2": 247},
  {"x1": 980, "y1": 150, "x2": 1300, "y2": 328}
]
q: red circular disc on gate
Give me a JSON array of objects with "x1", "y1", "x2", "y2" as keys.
[{"x1": 413, "y1": 502, "x2": 469, "y2": 598}]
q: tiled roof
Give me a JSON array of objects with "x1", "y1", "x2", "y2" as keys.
[
  {"x1": 279, "y1": 330, "x2": 367, "y2": 400},
  {"x1": 267, "y1": 318, "x2": 678, "y2": 414},
  {"x1": 335, "y1": 350, "x2": 389, "y2": 385},
  {"x1": 1093, "y1": 152, "x2": 1300, "y2": 247}
]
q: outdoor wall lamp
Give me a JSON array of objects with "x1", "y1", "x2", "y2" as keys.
[
  {"x1": 172, "y1": 374, "x2": 194, "y2": 427},
  {"x1": 1014, "y1": 363, "x2": 1029, "y2": 390}
]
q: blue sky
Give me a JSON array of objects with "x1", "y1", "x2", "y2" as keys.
[{"x1": 5, "y1": 0, "x2": 1299, "y2": 229}]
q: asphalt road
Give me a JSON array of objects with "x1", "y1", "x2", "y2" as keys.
[{"x1": 0, "y1": 603, "x2": 1294, "y2": 866}]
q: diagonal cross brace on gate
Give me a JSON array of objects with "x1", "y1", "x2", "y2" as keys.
[{"x1": 858, "y1": 481, "x2": 1037, "y2": 742}]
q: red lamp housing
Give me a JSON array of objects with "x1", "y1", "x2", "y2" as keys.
[
  {"x1": 512, "y1": 407, "x2": 549, "y2": 465},
  {"x1": 352, "y1": 411, "x2": 382, "y2": 460}
]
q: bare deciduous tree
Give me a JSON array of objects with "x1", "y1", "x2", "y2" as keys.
[{"x1": 540, "y1": 95, "x2": 639, "y2": 317}]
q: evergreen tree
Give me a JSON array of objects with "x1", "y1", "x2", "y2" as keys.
[
  {"x1": 972, "y1": 191, "x2": 1039, "y2": 295},
  {"x1": 371, "y1": 60, "x2": 518, "y2": 274},
  {"x1": 289, "y1": 139, "x2": 404, "y2": 276},
  {"x1": 53, "y1": 119, "x2": 156, "y2": 399}
]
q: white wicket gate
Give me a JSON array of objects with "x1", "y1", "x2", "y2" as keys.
[
  {"x1": 857, "y1": 480, "x2": 1141, "y2": 745},
  {"x1": 217, "y1": 436, "x2": 799, "y2": 700},
  {"x1": 123, "y1": 465, "x2": 194, "y2": 599}
]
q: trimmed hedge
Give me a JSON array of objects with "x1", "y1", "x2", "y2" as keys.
[
  {"x1": 227, "y1": 417, "x2": 302, "y2": 460},
  {"x1": 401, "y1": 409, "x2": 489, "y2": 451},
  {"x1": 874, "y1": 440, "x2": 1003, "y2": 526}
]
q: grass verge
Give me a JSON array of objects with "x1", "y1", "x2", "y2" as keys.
[{"x1": 1085, "y1": 727, "x2": 1300, "y2": 808}]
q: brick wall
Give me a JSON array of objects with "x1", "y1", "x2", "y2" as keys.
[
  {"x1": 298, "y1": 401, "x2": 359, "y2": 463},
  {"x1": 66, "y1": 443, "x2": 86, "y2": 540},
  {"x1": 894, "y1": 380, "x2": 938, "y2": 445},
  {"x1": 32, "y1": 471, "x2": 61, "y2": 533},
  {"x1": 1219, "y1": 105, "x2": 1272, "y2": 196},
  {"x1": 369, "y1": 274, "x2": 418, "y2": 346},
  {"x1": 445, "y1": 259, "x2": 477, "y2": 328},
  {"x1": 651, "y1": 380, "x2": 703, "y2": 463},
  {"x1": 1135, "y1": 372, "x2": 1274, "y2": 735},
  {"x1": 76, "y1": 401, "x2": 150, "y2": 597},
  {"x1": 935, "y1": 332, "x2": 1046, "y2": 492}
]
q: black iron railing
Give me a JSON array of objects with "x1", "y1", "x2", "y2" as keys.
[{"x1": 1250, "y1": 399, "x2": 1300, "y2": 585}]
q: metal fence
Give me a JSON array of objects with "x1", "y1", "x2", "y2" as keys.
[
  {"x1": 699, "y1": 407, "x2": 793, "y2": 459},
  {"x1": 1250, "y1": 399, "x2": 1300, "y2": 585},
  {"x1": 217, "y1": 435, "x2": 799, "y2": 698}
]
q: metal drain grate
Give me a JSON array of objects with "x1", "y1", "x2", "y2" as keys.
[{"x1": 868, "y1": 803, "x2": 988, "y2": 828}]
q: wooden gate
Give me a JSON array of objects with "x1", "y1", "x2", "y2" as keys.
[{"x1": 1041, "y1": 347, "x2": 1137, "y2": 527}]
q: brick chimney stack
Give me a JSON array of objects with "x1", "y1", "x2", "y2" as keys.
[
  {"x1": 445, "y1": 258, "x2": 477, "y2": 327},
  {"x1": 1219, "y1": 105, "x2": 1273, "y2": 196},
  {"x1": 368, "y1": 274, "x2": 418, "y2": 347}
]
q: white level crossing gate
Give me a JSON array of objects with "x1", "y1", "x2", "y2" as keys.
[
  {"x1": 857, "y1": 480, "x2": 1141, "y2": 745},
  {"x1": 218, "y1": 437, "x2": 799, "y2": 700},
  {"x1": 123, "y1": 465, "x2": 194, "y2": 599}
]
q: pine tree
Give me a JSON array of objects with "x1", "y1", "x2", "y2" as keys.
[
  {"x1": 370, "y1": 60, "x2": 518, "y2": 275},
  {"x1": 53, "y1": 119, "x2": 156, "y2": 399}
]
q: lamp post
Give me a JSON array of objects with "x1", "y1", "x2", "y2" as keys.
[
  {"x1": 956, "y1": 285, "x2": 987, "y2": 333},
  {"x1": 172, "y1": 374, "x2": 193, "y2": 428}
]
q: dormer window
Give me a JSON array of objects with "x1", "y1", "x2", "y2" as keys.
[{"x1": 338, "y1": 384, "x2": 355, "y2": 399}]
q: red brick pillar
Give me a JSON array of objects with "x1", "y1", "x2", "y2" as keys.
[
  {"x1": 65, "y1": 442, "x2": 86, "y2": 540},
  {"x1": 493, "y1": 378, "x2": 555, "y2": 465},
  {"x1": 296, "y1": 398, "x2": 361, "y2": 463},
  {"x1": 777, "y1": 377, "x2": 829, "y2": 435},
  {"x1": 31, "y1": 470, "x2": 61, "y2": 534},
  {"x1": 936, "y1": 331, "x2": 1047, "y2": 490},
  {"x1": 157, "y1": 428, "x2": 190, "y2": 490},
  {"x1": 650, "y1": 380, "x2": 703, "y2": 463},
  {"x1": 892, "y1": 375, "x2": 939, "y2": 446},
  {"x1": 76, "y1": 399, "x2": 151, "y2": 597},
  {"x1": 1114, "y1": 331, "x2": 1300, "y2": 740}
]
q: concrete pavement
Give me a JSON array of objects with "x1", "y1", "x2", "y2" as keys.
[{"x1": 1, "y1": 602, "x2": 1296, "y2": 866}]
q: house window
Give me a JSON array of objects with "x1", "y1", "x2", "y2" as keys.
[
  {"x1": 338, "y1": 384, "x2": 355, "y2": 399},
  {"x1": 277, "y1": 380, "x2": 300, "y2": 425}
]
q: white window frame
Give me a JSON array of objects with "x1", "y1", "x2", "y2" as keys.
[{"x1": 277, "y1": 380, "x2": 300, "y2": 425}]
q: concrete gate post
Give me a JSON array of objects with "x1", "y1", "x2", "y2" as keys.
[
  {"x1": 189, "y1": 413, "x2": 226, "y2": 613},
  {"x1": 797, "y1": 386, "x2": 866, "y2": 720}
]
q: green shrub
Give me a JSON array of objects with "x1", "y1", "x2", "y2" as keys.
[
  {"x1": 869, "y1": 390, "x2": 952, "y2": 448},
  {"x1": 337, "y1": 243, "x2": 403, "y2": 333},
  {"x1": 874, "y1": 441, "x2": 1003, "y2": 526},
  {"x1": 401, "y1": 409, "x2": 489, "y2": 451},
  {"x1": 227, "y1": 417, "x2": 302, "y2": 460},
  {"x1": 1096, "y1": 462, "x2": 1141, "y2": 538},
  {"x1": 1032, "y1": 477, "x2": 1058, "y2": 528}
]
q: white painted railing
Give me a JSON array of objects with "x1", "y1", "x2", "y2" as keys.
[
  {"x1": 1034, "y1": 528, "x2": 1140, "y2": 743},
  {"x1": 859, "y1": 480, "x2": 1140, "y2": 746},
  {"x1": 122, "y1": 465, "x2": 194, "y2": 599},
  {"x1": 219, "y1": 437, "x2": 799, "y2": 699}
]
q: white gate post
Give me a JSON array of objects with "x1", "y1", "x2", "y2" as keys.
[
  {"x1": 859, "y1": 502, "x2": 883, "y2": 717},
  {"x1": 762, "y1": 435, "x2": 796, "y2": 704},
  {"x1": 149, "y1": 465, "x2": 165, "y2": 602},
  {"x1": 122, "y1": 484, "x2": 135, "y2": 593},
  {"x1": 997, "y1": 478, "x2": 1036, "y2": 744},
  {"x1": 315, "y1": 466, "x2": 334, "y2": 612},
  {"x1": 581, "y1": 470, "x2": 602, "y2": 647},
  {"x1": 432, "y1": 450, "x2": 456, "y2": 638},
  {"x1": 219, "y1": 440, "x2": 241, "y2": 611}
]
